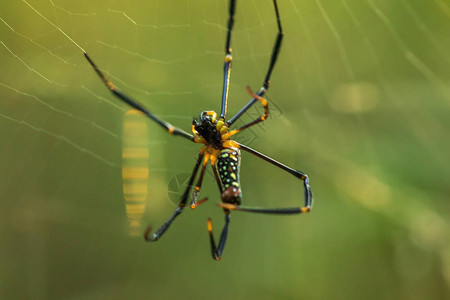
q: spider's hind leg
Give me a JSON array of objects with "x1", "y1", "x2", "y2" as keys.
[{"x1": 216, "y1": 143, "x2": 313, "y2": 215}]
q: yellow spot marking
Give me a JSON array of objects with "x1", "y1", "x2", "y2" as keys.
[
  {"x1": 230, "y1": 173, "x2": 236, "y2": 180},
  {"x1": 195, "y1": 187, "x2": 200, "y2": 192},
  {"x1": 301, "y1": 207, "x2": 311, "y2": 213},
  {"x1": 106, "y1": 81, "x2": 116, "y2": 90},
  {"x1": 207, "y1": 219, "x2": 213, "y2": 232},
  {"x1": 168, "y1": 125, "x2": 175, "y2": 134},
  {"x1": 225, "y1": 54, "x2": 232, "y2": 62}
]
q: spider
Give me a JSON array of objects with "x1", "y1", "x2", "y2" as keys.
[{"x1": 84, "y1": 0, "x2": 313, "y2": 261}]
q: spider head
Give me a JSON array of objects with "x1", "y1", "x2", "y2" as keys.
[{"x1": 193, "y1": 111, "x2": 221, "y2": 147}]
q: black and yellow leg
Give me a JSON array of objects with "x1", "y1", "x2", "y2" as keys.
[
  {"x1": 218, "y1": 203, "x2": 310, "y2": 214},
  {"x1": 227, "y1": 0, "x2": 283, "y2": 126},
  {"x1": 191, "y1": 153, "x2": 210, "y2": 209},
  {"x1": 220, "y1": 0, "x2": 236, "y2": 119},
  {"x1": 212, "y1": 165, "x2": 224, "y2": 194},
  {"x1": 217, "y1": 142, "x2": 313, "y2": 214},
  {"x1": 208, "y1": 156, "x2": 230, "y2": 261},
  {"x1": 207, "y1": 212, "x2": 231, "y2": 261},
  {"x1": 222, "y1": 86, "x2": 269, "y2": 139},
  {"x1": 145, "y1": 152, "x2": 205, "y2": 241},
  {"x1": 84, "y1": 52, "x2": 194, "y2": 141}
]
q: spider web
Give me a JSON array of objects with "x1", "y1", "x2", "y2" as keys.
[{"x1": 1, "y1": 0, "x2": 449, "y2": 298}]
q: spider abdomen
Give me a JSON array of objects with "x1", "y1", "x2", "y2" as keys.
[{"x1": 216, "y1": 147, "x2": 242, "y2": 205}]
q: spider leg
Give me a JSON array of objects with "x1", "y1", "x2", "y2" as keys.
[
  {"x1": 222, "y1": 86, "x2": 269, "y2": 139},
  {"x1": 206, "y1": 165, "x2": 231, "y2": 261},
  {"x1": 219, "y1": 0, "x2": 237, "y2": 120},
  {"x1": 217, "y1": 143, "x2": 313, "y2": 214},
  {"x1": 84, "y1": 52, "x2": 194, "y2": 141},
  {"x1": 144, "y1": 151, "x2": 205, "y2": 242},
  {"x1": 227, "y1": 0, "x2": 283, "y2": 126},
  {"x1": 190, "y1": 153, "x2": 210, "y2": 209},
  {"x1": 207, "y1": 212, "x2": 231, "y2": 261},
  {"x1": 212, "y1": 165, "x2": 224, "y2": 194}
]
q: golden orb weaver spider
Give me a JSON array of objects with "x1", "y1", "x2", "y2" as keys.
[{"x1": 84, "y1": 0, "x2": 313, "y2": 261}]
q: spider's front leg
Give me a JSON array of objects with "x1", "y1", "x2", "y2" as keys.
[
  {"x1": 219, "y1": 0, "x2": 237, "y2": 120},
  {"x1": 227, "y1": 0, "x2": 283, "y2": 126},
  {"x1": 84, "y1": 53, "x2": 194, "y2": 141}
]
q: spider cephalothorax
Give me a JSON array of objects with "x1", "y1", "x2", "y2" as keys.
[
  {"x1": 192, "y1": 111, "x2": 226, "y2": 149},
  {"x1": 84, "y1": 0, "x2": 313, "y2": 261}
]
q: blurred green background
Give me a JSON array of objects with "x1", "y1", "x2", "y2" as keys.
[{"x1": 1, "y1": 0, "x2": 449, "y2": 299}]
